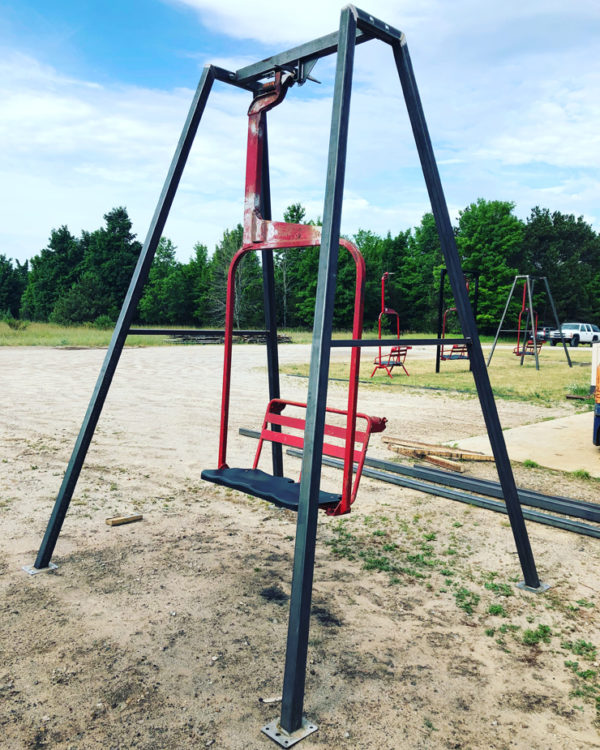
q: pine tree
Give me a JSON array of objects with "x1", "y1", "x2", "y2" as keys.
[{"x1": 207, "y1": 224, "x2": 264, "y2": 328}]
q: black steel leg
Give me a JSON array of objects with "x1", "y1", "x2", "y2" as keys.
[
  {"x1": 469, "y1": 273, "x2": 479, "y2": 372},
  {"x1": 543, "y1": 276, "x2": 572, "y2": 367},
  {"x1": 435, "y1": 268, "x2": 446, "y2": 372},
  {"x1": 393, "y1": 40, "x2": 542, "y2": 590},
  {"x1": 275, "y1": 6, "x2": 357, "y2": 739},
  {"x1": 259, "y1": 114, "x2": 283, "y2": 476},
  {"x1": 525, "y1": 276, "x2": 540, "y2": 369},
  {"x1": 32, "y1": 66, "x2": 217, "y2": 570},
  {"x1": 488, "y1": 276, "x2": 518, "y2": 366}
]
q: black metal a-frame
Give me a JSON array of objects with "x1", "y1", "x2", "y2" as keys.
[
  {"x1": 28, "y1": 6, "x2": 546, "y2": 745},
  {"x1": 487, "y1": 274, "x2": 572, "y2": 370}
]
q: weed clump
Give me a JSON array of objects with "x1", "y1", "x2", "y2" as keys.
[
  {"x1": 454, "y1": 587, "x2": 480, "y2": 614},
  {"x1": 522, "y1": 624, "x2": 552, "y2": 646}
]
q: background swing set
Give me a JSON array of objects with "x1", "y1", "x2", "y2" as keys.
[
  {"x1": 25, "y1": 7, "x2": 547, "y2": 746},
  {"x1": 487, "y1": 274, "x2": 572, "y2": 370}
]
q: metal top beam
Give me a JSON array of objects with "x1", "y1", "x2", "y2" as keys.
[
  {"x1": 331, "y1": 337, "x2": 469, "y2": 348},
  {"x1": 233, "y1": 29, "x2": 369, "y2": 86},
  {"x1": 211, "y1": 65, "x2": 256, "y2": 91},
  {"x1": 230, "y1": 6, "x2": 404, "y2": 87},
  {"x1": 354, "y1": 6, "x2": 404, "y2": 44}
]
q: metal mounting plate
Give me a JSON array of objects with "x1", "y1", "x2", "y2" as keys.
[
  {"x1": 22, "y1": 562, "x2": 58, "y2": 576},
  {"x1": 262, "y1": 717, "x2": 318, "y2": 747},
  {"x1": 517, "y1": 580, "x2": 550, "y2": 594}
]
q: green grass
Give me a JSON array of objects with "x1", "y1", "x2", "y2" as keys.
[
  {"x1": 562, "y1": 639, "x2": 597, "y2": 660},
  {"x1": 576, "y1": 599, "x2": 595, "y2": 609},
  {"x1": 571, "y1": 469, "x2": 592, "y2": 480},
  {"x1": 0, "y1": 321, "x2": 356, "y2": 348},
  {"x1": 484, "y1": 581, "x2": 513, "y2": 597},
  {"x1": 567, "y1": 382, "x2": 593, "y2": 397},
  {"x1": 323, "y1": 510, "x2": 600, "y2": 725},
  {"x1": 282, "y1": 339, "x2": 592, "y2": 407},
  {"x1": 0, "y1": 321, "x2": 174, "y2": 347},
  {"x1": 8, "y1": 323, "x2": 591, "y2": 408}
]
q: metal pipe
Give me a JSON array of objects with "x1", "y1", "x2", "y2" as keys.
[
  {"x1": 543, "y1": 276, "x2": 572, "y2": 367},
  {"x1": 239, "y1": 428, "x2": 600, "y2": 523},
  {"x1": 361, "y1": 455, "x2": 600, "y2": 522},
  {"x1": 234, "y1": 29, "x2": 370, "y2": 86},
  {"x1": 331, "y1": 337, "x2": 467, "y2": 347},
  {"x1": 127, "y1": 329, "x2": 268, "y2": 336},
  {"x1": 259, "y1": 114, "x2": 284, "y2": 477},
  {"x1": 435, "y1": 268, "x2": 446, "y2": 373},
  {"x1": 487, "y1": 275, "x2": 518, "y2": 366},
  {"x1": 525, "y1": 276, "x2": 540, "y2": 370},
  {"x1": 284, "y1": 447, "x2": 600, "y2": 539}
]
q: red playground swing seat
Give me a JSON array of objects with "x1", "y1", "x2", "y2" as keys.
[
  {"x1": 441, "y1": 308, "x2": 469, "y2": 360},
  {"x1": 513, "y1": 339, "x2": 544, "y2": 357},
  {"x1": 202, "y1": 399, "x2": 386, "y2": 516},
  {"x1": 371, "y1": 272, "x2": 411, "y2": 378},
  {"x1": 372, "y1": 344, "x2": 411, "y2": 377}
]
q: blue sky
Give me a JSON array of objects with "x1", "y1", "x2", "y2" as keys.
[{"x1": 1, "y1": 0, "x2": 599, "y2": 263}]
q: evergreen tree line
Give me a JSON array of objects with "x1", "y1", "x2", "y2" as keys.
[{"x1": 2, "y1": 200, "x2": 599, "y2": 334}]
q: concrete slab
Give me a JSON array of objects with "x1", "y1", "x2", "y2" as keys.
[{"x1": 455, "y1": 411, "x2": 600, "y2": 478}]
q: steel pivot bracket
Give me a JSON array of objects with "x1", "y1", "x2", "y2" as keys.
[
  {"x1": 262, "y1": 717, "x2": 318, "y2": 747},
  {"x1": 295, "y1": 58, "x2": 320, "y2": 85}
]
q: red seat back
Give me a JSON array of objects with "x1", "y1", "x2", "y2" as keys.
[{"x1": 253, "y1": 398, "x2": 386, "y2": 515}]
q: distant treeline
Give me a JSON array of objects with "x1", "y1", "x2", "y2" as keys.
[{"x1": 2, "y1": 200, "x2": 599, "y2": 334}]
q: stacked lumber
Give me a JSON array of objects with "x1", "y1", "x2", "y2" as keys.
[
  {"x1": 382, "y1": 436, "x2": 494, "y2": 473},
  {"x1": 167, "y1": 333, "x2": 224, "y2": 344},
  {"x1": 237, "y1": 334, "x2": 292, "y2": 344}
]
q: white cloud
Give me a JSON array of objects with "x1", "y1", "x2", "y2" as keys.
[
  {"x1": 166, "y1": 0, "x2": 408, "y2": 45},
  {"x1": 2, "y1": 0, "x2": 600, "y2": 264}
]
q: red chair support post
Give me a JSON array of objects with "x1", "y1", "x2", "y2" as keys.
[
  {"x1": 204, "y1": 72, "x2": 381, "y2": 516},
  {"x1": 371, "y1": 271, "x2": 411, "y2": 377}
]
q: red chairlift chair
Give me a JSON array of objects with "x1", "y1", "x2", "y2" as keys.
[
  {"x1": 370, "y1": 272, "x2": 411, "y2": 377},
  {"x1": 440, "y1": 278, "x2": 470, "y2": 361},
  {"x1": 201, "y1": 72, "x2": 386, "y2": 517},
  {"x1": 513, "y1": 282, "x2": 544, "y2": 357}
]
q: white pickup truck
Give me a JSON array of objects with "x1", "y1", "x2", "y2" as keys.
[{"x1": 549, "y1": 322, "x2": 600, "y2": 347}]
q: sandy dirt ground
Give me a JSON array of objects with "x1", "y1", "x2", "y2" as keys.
[{"x1": 1, "y1": 344, "x2": 600, "y2": 749}]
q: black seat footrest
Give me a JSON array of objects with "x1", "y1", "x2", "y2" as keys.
[{"x1": 201, "y1": 467, "x2": 341, "y2": 511}]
